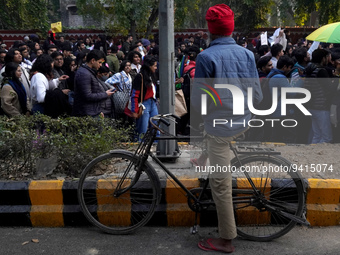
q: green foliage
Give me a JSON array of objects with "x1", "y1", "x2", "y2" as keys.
[
  {"x1": 318, "y1": 0, "x2": 340, "y2": 24},
  {"x1": 175, "y1": 0, "x2": 216, "y2": 28},
  {"x1": 3, "y1": 0, "x2": 336, "y2": 37},
  {"x1": 47, "y1": 0, "x2": 62, "y2": 23},
  {"x1": 293, "y1": 0, "x2": 340, "y2": 26},
  {"x1": 76, "y1": 0, "x2": 159, "y2": 38},
  {"x1": 0, "y1": 0, "x2": 50, "y2": 32},
  {"x1": 0, "y1": 115, "x2": 133, "y2": 180},
  {"x1": 175, "y1": 0, "x2": 272, "y2": 32},
  {"x1": 74, "y1": 0, "x2": 338, "y2": 37},
  {"x1": 175, "y1": 0, "x2": 339, "y2": 30},
  {"x1": 233, "y1": 0, "x2": 272, "y2": 32}
]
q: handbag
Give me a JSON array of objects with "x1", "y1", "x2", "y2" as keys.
[
  {"x1": 124, "y1": 73, "x2": 144, "y2": 119},
  {"x1": 112, "y1": 72, "x2": 130, "y2": 115},
  {"x1": 175, "y1": 89, "x2": 187, "y2": 117}
]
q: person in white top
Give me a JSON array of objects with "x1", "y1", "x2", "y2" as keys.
[
  {"x1": 270, "y1": 43, "x2": 284, "y2": 69},
  {"x1": 30, "y1": 54, "x2": 68, "y2": 114},
  {"x1": 105, "y1": 60, "x2": 133, "y2": 119},
  {"x1": 105, "y1": 60, "x2": 132, "y2": 92},
  {"x1": 127, "y1": 51, "x2": 142, "y2": 81}
]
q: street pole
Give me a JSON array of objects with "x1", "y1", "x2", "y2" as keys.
[{"x1": 157, "y1": 0, "x2": 179, "y2": 161}]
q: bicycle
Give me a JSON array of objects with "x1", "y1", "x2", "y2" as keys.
[{"x1": 77, "y1": 113, "x2": 309, "y2": 242}]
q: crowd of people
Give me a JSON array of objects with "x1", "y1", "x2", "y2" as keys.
[
  {"x1": 0, "y1": 25, "x2": 340, "y2": 142},
  {"x1": 0, "y1": 4, "x2": 339, "y2": 253},
  {"x1": 248, "y1": 34, "x2": 340, "y2": 144},
  {"x1": 0, "y1": 33, "x2": 160, "y2": 140}
]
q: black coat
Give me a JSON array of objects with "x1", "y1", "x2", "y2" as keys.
[
  {"x1": 72, "y1": 65, "x2": 108, "y2": 117},
  {"x1": 304, "y1": 63, "x2": 335, "y2": 111}
]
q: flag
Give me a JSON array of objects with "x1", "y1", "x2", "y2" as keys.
[{"x1": 51, "y1": 22, "x2": 62, "y2": 33}]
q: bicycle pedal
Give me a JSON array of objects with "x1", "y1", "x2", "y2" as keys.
[{"x1": 190, "y1": 225, "x2": 200, "y2": 234}]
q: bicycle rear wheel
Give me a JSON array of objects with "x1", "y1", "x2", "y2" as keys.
[
  {"x1": 78, "y1": 150, "x2": 161, "y2": 234},
  {"x1": 232, "y1": 155, "x2": 305, "y2": 241}
]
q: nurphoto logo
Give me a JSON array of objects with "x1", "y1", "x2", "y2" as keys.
[{"x1": 200, "y1": 82, "x2": 312, "y2": 128}]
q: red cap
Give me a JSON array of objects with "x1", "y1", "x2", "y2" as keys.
[{"x1": 206, "y1": 4, "x2": 234, "y2": 36}]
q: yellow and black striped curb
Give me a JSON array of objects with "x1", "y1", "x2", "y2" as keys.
[
  {"x1": 0, "y1": 179, "x2": 339, "y2": 227},
  {"x1": 306, "y1": 179, "x2": 340, "y2": 226}
]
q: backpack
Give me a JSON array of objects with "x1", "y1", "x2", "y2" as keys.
[
  {"x1": 44, "y1": 88, "x2": 72, "y2": 118},
  {"x1": 306, "y1": 67, "x2": 322, "y2": 78},
  {"x1": 257, "y1": 70, "x2": 282, "y2": 110},
  {"x1": 181, "y1": 67, "x2": 195, "y2": 100}
]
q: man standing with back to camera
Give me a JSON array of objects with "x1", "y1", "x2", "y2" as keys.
[{"x1": 191, "y1": 4, "x2": 262, "y2": 253}]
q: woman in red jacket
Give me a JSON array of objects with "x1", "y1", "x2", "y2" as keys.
[{"x1": 130, "y1": 55, "x2": 158, "y2": 140}]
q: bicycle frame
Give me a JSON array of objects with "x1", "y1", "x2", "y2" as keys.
[
  {"x1": 146, "y1": 139, "x2": 281, "y2": 208},
  {"x1": 119, "y1": 116, "x2": 272, "y2": 209},
  {"x1": 78, "y1": 113, "x2": 309, "y2": 240}
]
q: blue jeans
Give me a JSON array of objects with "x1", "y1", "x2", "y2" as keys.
[
  {"x1": 136, "y1": 98, "x2": 158, "y2": 141},
  {"x1": 32, "y1": 103, "x2": 44, "y2": 115},
  {"x1": 309, "y1": 109, "x2": 332, "y2": 143}
]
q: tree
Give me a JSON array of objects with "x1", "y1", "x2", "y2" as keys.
[
  {"x1": 233, "y1": 0, "x2": 273, "y2": 33},
  {"x1": 47, "y1": 0, "x2": 62, "y2": 23},
  {"x1": 76, "y1": 0, "x2": 273, "y2": 38},
  {"x1": 76, "y1": 0, "x2": 159, "y2": 40},
  {"x1": 174, "y1": 0, "x2": 219, "y2": 28},
  {"x1": 0, "y1": 0, "x2": 50, "y2": 32},
  {"x1": 175, "y1": 0, "x2": 272, "y2": 33},
  {"x1": 282, "y1": 0, "x2": 340, "y2": 27},
  {"x1": 76, "y1": 0, "x2": 340, "y2": 41},
  {"x1": 270, "y1": 0, "x2": 296, "y2": 27}
]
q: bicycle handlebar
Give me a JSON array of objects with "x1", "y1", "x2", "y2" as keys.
[
  {"x1": 159, "y1": 117, "x2": 170, "y2": 127},
  {"x1": 149, "y1": 113, "x2": 180, "y2": 134}
]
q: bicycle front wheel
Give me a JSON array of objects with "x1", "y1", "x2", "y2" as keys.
[
  {"x1": 78, "y1": 150, "x2": 161, "y2": 234},
  {"x1": 232, "y1": 155, "x2": 305, "y2": 241}
]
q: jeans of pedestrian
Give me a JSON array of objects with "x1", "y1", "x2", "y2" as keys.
[
  {"x1": 206, "y1": 134, "x2": 237, "y2": 240},
  {"x1": 309, "y1": 109, "x2": 332, "y2": 143},
  {"x1": 136, "y1": 98, "x2": 158, "y2": 141},
  {"x1": 32, "y1": 103, "x2": 45, "y2": 115}
]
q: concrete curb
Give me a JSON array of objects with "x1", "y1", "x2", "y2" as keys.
[
  {"x1": 0, "y1": 178, "x2": 339, "y2": 227},
  {"x1": 306, "y1": 179, "x2": 340, "y2": 226}
]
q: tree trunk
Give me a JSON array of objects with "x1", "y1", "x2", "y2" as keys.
[
  {"x1": 310, "y1": 11, "x2": 319, "y2": 27},
  {"x1": 130, "y1": 19, "x2": 137, "y2": 42},
  {"x1": 145, "y1": 6, "x2": 159, "y2": 39}
]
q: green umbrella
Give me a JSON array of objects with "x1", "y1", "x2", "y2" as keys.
[{"x1": 306, "y1": 22, "x2": 340, "y2": 43}]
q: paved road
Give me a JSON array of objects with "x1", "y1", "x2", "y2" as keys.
[{"x1": 1, "y1": 226, "x2": 339, "y2": 255}]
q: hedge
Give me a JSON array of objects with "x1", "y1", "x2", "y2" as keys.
[{"x1": 0, "y1": 115, "x2": 134, "y2": 180}]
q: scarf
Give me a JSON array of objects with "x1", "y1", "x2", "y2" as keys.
[{"x1": 8, "y1": 79, "x2": 27, "y2": 114}]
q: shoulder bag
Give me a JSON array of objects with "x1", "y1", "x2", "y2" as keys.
[
  {"x1": 124, "y1": 73, "x2": 144, "y2": 119},
  {"x1": 112, "y1": 72, "x2": 131, "y2": 115}
]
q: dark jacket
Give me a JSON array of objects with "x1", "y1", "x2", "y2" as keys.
[
  {"x1": 122, "y1": 42, "x2": 131, "y2": 55},
  {"x1": 98, "y1": 79, "x2": 113, "y2": 116},
  {"x1": 258, "y1": 70, "x2": 267, "y2": 79},
  {"x1": 53, "y1": 68, "x2": 68, "y2": 90},
  {"x1": 72, "y1": 65, "x2": 108, "y2": 116},
  {"x1": 191, "y1": 37, "x2": 262, "y2": 137},
  {"x1": 304, "y1": 63, "x2": 334, "y2": 111}
]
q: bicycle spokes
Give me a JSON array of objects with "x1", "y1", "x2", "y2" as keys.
[{"x1": 232, "y1": 156, "x2": 305, "y2": 241}]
